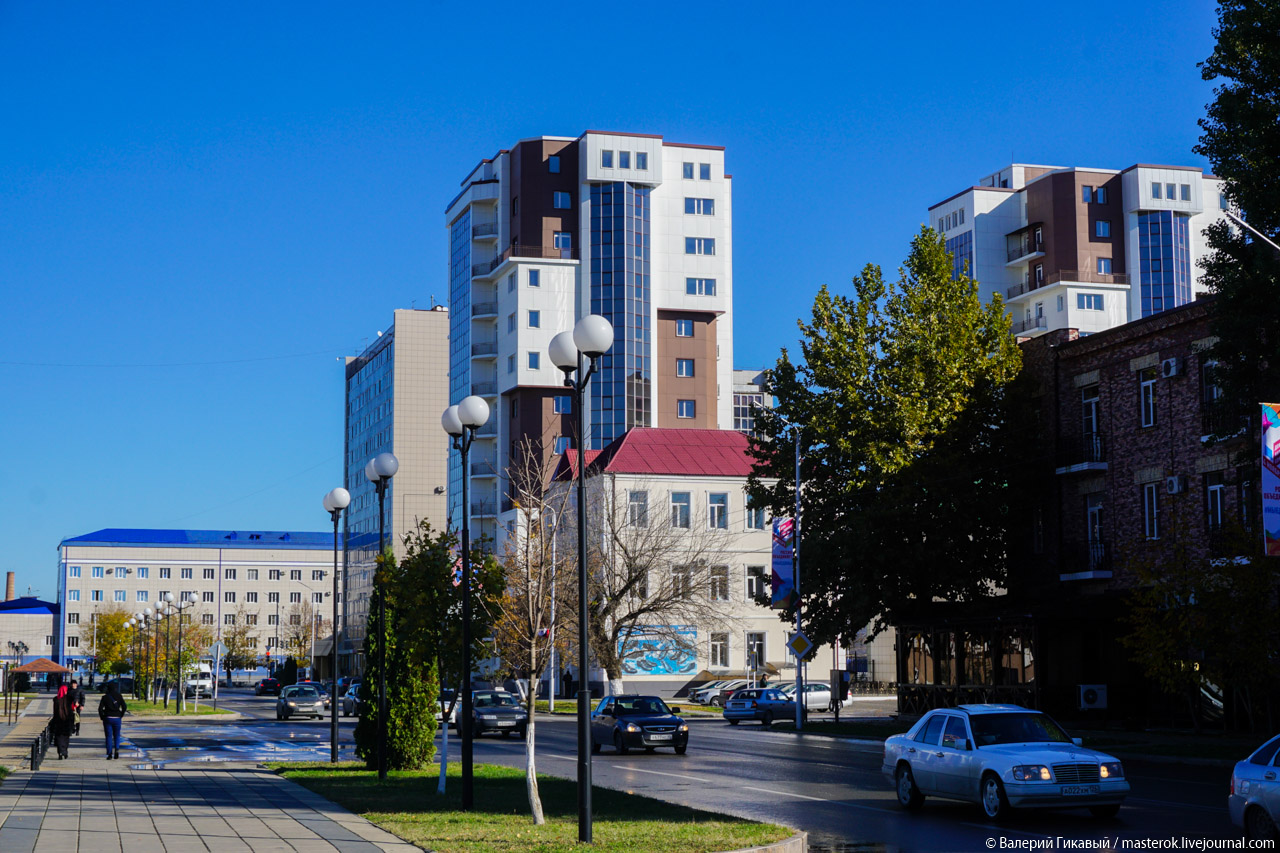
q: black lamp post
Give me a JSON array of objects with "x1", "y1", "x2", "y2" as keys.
[
  {"x1": 170, "y1": 594, "x2": 194, "y2": 714},
  {"x1": 365, "y1": 451, "x2": 398, "y2": 782},
  {"x1": 548, "y1": 313, "x2": 615, "y2": 844},
  {"x1": 130, "y1": 616, "x2": 142, "y2": 700},
  {"x1": 441, "y1": 394, "x2": 491, "y2": 811},
  {"x1": 323, "y1": 486, "x2": 351, "y2": 763},
  {"x1": 159, "y1": 599, "x2": 172, "y2": 709}
]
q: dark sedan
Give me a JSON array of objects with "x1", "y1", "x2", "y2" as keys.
[
  {"x1": 456, "y1": 690, "x2": 527, "y2": 737},
  {"x1": 591, "y1": 695, "x2": 689, "y2": 755},
  {"x1": 255, "y1": 678, "x2": 281, "y2": 696}
]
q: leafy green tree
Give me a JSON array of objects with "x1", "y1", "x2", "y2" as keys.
[
  {"x1": 1195, "y1": 1, "x2": 1280, "y2": 443},
  {"x1": 83, "y1": 607, "x2": 133, "y2": 676},
  {"x1": 747, "y1": 227, "x2": 1023, "y2": 644},
  {"x1": 281, "y1": 658, "x2": 298, "y2": 687}
]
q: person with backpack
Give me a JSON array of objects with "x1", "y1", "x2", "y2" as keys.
[
  {"x1": 51, "y1": 685, "x2": 74, "y2": 759},
  {"x1": 98, "y1": 681, "x2": 127, "y2": 760}
]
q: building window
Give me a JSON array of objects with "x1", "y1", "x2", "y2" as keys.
[
  {"x1": 676, "y1": 358, "x2": 695, "y2": 377},
  {"x1": 1078, "y1": 294, "x2": 1104, "y2": 310},
  {"x1": 290, "y1": 592, "x2": 302, "y2": 603},
  {"x1": 668, "y1": 566, "x2": 692, "y2": 599},
  {"x1": 245, "y1": 592, "x2": 258, "y2": 603},
  {"x1": 628, "y1": 491, "x2": 648, "y2": 528},
  {"x1": 92, "y1": 566, "x2": 104, "y2": 579},
  {"x1": 114, "y1": 590, "x2": 126, "y2": 602},
  {"x1": 553, "y1": 191, "x2": 571, "y2": 209},
  {"x1": 1239, "y1": 471, "x2": 1255, "y2": 530},
  {"x1": 528, "y1": 269, "x2": 540, "y2": 287},
  {"x1": 313, "y1": 592, "x2": 323, "y2": 604},
  {"x1": 512, "y1": 196, "x2": 518, "y2": 216},
  {"x1": 682, "y1": 162, "x2": 694, "y2": 179},
  {"x1": 137, "y1": 591, "x2": 148, "y2": 602},
  {"x1": 548, "y1": 155, "x2": 560, "y2": 173},
  {"x1": 1143, "y1": 482, "x2": 1160, "y2": 540},
  {"x1": 225, "y1": 568, "x2": 236, "y2": 580},
  {"x1": 508, "y1": 313, "x2": 516, "y2": 333},
  {"x1": 181, "y1": 591, "x2": 194, "y2": 602},
  {"x1": 1097, "y1": 257, "x2": 1113, "y2": 275},
  {"x1": 508, "y1": 354, "x2": 515, "y2": 374},
  {"x1": 671, "y1": 492, "x2": 691, "y2": 528},
  {"x1": 528, "y1": 310, "x2": 540, "y2": 328},
  {"x1": 136, "y1": 567, "x2": 149, "y2": 579},
  {"x1": 67, "y1": 636, "x2": 79, "y2": 648},
  {"x1": 203, "y1": 568, "x2": 215, "y2": 579},
  {"x1": 677, "y1": 399, "x2": 696, "y2": 419},
  {"x1": 67, "y1": 613, "x2": 79, "y2": 624},
  {"x1": 1166, "y1": 183, "x2": 1176, "y2": 200},
  {"x1": 1096, "y1": 186, "x2": 1108, "y2": 203},
  {"x1": 1095, "y1": 220, "x2": 1111, "y2": 238},
  {"x1": 685, "y1": 237, "x2": 715, "y2": 255},
  {"x1": 636, "y1": 152, "x2": 648, "y2": 170},
  {"x1": 1206, "y1": 472, "x2": 1225, "y2": 530},
  {"x1": 619, "y1": 151, "x2": 630, "y2": 169},
  {"x1": 699, "y1": 163, "x2": 711, "y2": 180},
  {"x1": 553, "y1": 231, "x2": 572, "y2": 250},
  {"x1": 180, "y1": 568, "x2": 192, "y2": 579},
  {"x1": 312, "y1": 570, "x2": 324, "y2": 581},
  {"x1": 69, "y1": 590, "x2": 80, "y2": 602},
  {"x1": 91, "y1": 590, "x2": 103, "y2": 602},
  {"x1": 68, "y1": 565, "x2": 81, "y2": 578},
  {"x1": 708, "y1": 493, "x2": 728, "y2": 529},
  {"x1": 1180, "y1": 184, "x2": 1191, "y2": 201},
  {"x1": 686, "y1": 277, "x2": 716, "y2": 295},
  {"x1": 1082, "y1": 186, "x2": 1093, "y2": 203},
  {"x1": 710, "y1": 565, "x2": 729, "y2": 601},
  {"x1": 1034, "y1": 264, "x2": 1044, "y2": 285},
  {"x1": 528, "y1": 351, "x2": 540, "y2": 370},
  {"x1": 1152, "y1": 182, "x2": 1162, "y2": 199},
  {"x1": 675, "y1": 319, "x2": 694, "y2": 337},
  {"x1": 746, "y1": 633, "x2": 766, "y2": 670},
  {"x1": 224, "y1": 614, "x2": 236, "y2": 626},
  {"x1": 746, "y1": 503, "x2": 765, "y2": 530},
  {"x1": 601, "y1": 150, "x2": 613, "y2": 168},
  {"x1": 710, "y1": 633, "x2": 728, "y2": 668},
  {"x1": 225, "y1": 592, "x2": 236, "y2": 603},
  {"x1": 268, "y1": 592, "x2": 279, "y2": 603},
  {"x1": 202, "y1": 592, "x2": 214, "y2": 602},
  {"x1": 1139, "y1": 367, "x2": 1158, "y2": 428},
  {"x1": 553, "y1": 395, "x2": 572, "y2": 414},
  {"x1": 290, "y1": 570, "x2": 301, "y2": 581},
  {"x1": 552, "y1": 436, "x2": 571, "y2": 455},
  {"x1": 684, "y1": 197, "x2": 715, "y2": 215},
  {"x1": 246, "y1": 614, "x2": 258, "y2": 626},
  {"x1": 1081, "y1": 384, "x2": 1099, "y2": 442},
  {"x1": 201, "y1": 614, "x2": 214, "y2": 625},
  {"x1": 746, "y1": 566, "x2": 766, "y2": 599}
]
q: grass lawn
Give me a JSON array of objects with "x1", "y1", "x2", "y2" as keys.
[
  {"x1": 124, "y1": 699, "x2": 230, "y2": 717},
  {"x1": 769, "y1": 718, "x2": 912, "y2": 739},
  {"x1": 270, "y1": 761, "x2": 792, "y2": 853}
]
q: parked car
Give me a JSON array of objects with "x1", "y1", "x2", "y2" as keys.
[
  {"x1": 340, "y1": 683, "x2": 362, "y2": 717},
  {"x1": 276, "y1": 684, "x2": 325, "y2": 720},
  {"x1": 689, "y1": 680, "x2": 732, "y2": 704},
  {"x1": 882, "y1": 704, "x2": 1129, "y2": 821},
  {"x1": 591, "y1": 695, "x2": 688, "y2": 754},
  {"x1": 779, "y1": 681, "x2": 844, "y2": 711},
  {"x1": 456, "y1": 690, "x2": 526, "y2": 738},
  {"x1": 1229, "y1": 733, "x2": 1280, "y2": 841},
  {"x1": 255, "y1": 678, "x2": 281, "y2": 696},
  {"x1": 185, "y1": 663, "x2": 214, "y2": 698},
  {"x1": 99, "y1": 678, "x2": 134, "y2": 694},
  {"x1": 723, "y1": 687, "x2": 806, "y2": 726},
  {"x1": 707, "y1": 680, "x2": 749, "y2": 707},
  {"x1": 295, "y1": 681, "x2": 331, "y2": 710}
]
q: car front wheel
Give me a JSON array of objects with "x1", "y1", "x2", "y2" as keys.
[
  {"x1": 675, "y1": 743, "x2": 687, "y2": 755},
  {"x1": 980, "y1": 773, "x2": 1011, "y2": 821},
  {"x1": 1244, "y1": 805, "x2": 1279, "y2": 842},
  {"x1": 614, "y1": 732, "x2": 629, "y2": 755},
  {"x1": 896, "y1": 764, "x2": 924, "y2": 811}
]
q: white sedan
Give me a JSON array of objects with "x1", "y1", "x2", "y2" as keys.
[{"x1": 882, "y1": 704, "x2": 1129, "y2": 821}]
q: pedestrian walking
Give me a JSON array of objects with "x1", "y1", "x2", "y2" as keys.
[
  {"x1": 69, "y1": 678, "x2": 86, "y2": 735},
  {"x1": 51, "y1": 685, "x2": 74, "y2": 759},
  {"x1": 99, "y1": 681, "x2": 127, "y2": 760}
]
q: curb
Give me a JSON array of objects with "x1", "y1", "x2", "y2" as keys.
[{"x1": 717, "y1": 831, "x2": 807, "y2": 853}]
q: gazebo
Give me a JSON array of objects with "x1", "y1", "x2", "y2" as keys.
[{"x1": 11, "y1": 658, "x2": 72, "y2": 690}]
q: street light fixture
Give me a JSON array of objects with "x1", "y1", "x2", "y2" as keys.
[
  {"x1": 441, "y1": 394, "x2": 490, "y2": 811},
  {"x1": 144, "y1": 607, "x2": 156, "y2": 701},
  {"x1": 774, "y1": 413, "x2": 805, "y2": 731},
  {"x1": 158, "y1": 598, "x2": 174, "y2": 709},
  {"x1": 548, "y1": 312, "x2": 615, "y2": 844},
  {"x1": 323, "y1": 486, "x2": 350, "y2": 764},
  {"x1": 170, "y1": 594, "x2": 195, "y2": 714},
  {"x1": 132, "y1": 613, "x2": 144, "y2": 700},
  {"x1": 365, "y1": 450, "x2": 398, "y2": 782}
]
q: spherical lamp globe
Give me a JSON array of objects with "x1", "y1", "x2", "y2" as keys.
[
  {"x1": 548, "y1": 331, "x2": 578, "y2": 371},
  {"x1": 372, "y1": 452, "x2": 399, "y2": 479},
  {"x1": 573, "y1": 314, "x2": 614, "y2": 358},
  {"x1": 441, "y1": 405, "x2": 464, "y2": 437},
  {"x1": 458, "y1": 395, "x2": 490, "y2": 429}
]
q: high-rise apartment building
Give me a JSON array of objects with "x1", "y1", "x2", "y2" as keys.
[
  {"x1": 342, "y1": 307, "x2": 450, "y2": 669},
  {"x1": 928, "y1": 163, "x2": 1228, "y2": 338},
  {"x1": 445, "y1": 132, "x2": 735, "y2": 545},
  {"x1": 732, "y1": 369, "x2": 770, "y2": 435}
]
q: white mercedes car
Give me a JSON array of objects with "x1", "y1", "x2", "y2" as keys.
[{"x1": 882, "y1": 704, "x2": 1130, "y2": 821}]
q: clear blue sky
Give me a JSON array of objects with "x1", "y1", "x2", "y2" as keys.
[{"x1": 0, "y1": 1, "x2": 1219, "y2": 596}]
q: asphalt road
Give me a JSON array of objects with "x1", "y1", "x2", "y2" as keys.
[{"x1": 128, "y1": 690, "x2": 1237, "y2": 852}]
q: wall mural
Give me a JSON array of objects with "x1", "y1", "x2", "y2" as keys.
[{"x1": 619, "y1": 626, "x2": 698, "y2": 675}]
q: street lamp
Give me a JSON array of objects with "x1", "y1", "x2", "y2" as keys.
[
  {"x1": 548, "y1": 312, "x2": 615, "y2": 844},
  {"x1": 775, "y1": 413, "x2": 805, "y2": 731},
  {"x1": 169, "y1": 594, "x2": 195, "y2": 714},
  {"x1": 365, "y1": 450, "x2": 399, "y2": 782},
  {"x1": 144, "y1": 607, "x2": 156, "y2": 701},
  {"x1": 441, "y1": 394, "x2": 490, "y2": 811},
  {"x1": 158, "y1": 598, "x2": 174, "y2": 709},
  {"x1": 132, "y1": 613, "x2": 143, "y2": 700},
  {"x1": 323, "y1": 486, "x2": 350, "y2": 764}
]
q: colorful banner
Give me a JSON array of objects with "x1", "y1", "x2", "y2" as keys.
[
  {"x1": 771, "y1": 518, "x2": 797, "y2": 609},
  {"x1": 619, "y1": 627, "x2": 697, "y2": 675},
  {"x1": 1263, "y1": 403, "x2": 1280, "y2": 556}
]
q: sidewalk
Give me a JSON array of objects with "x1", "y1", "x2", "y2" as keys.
[{"x1": 0, "y1": 722, "x2": 418, "y2": 852}]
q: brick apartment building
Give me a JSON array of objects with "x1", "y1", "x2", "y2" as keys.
[{"x1": 896, "y1": 297, "x2": 1253, "y2": 722}]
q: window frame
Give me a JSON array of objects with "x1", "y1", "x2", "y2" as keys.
[
  {"x1": 677, "y1": 399, "x2": 696, "y2": 419},
  {"x1": 548, "y1": 155, "x2": 560, "y2": 174},
  {"x1": 684, "y1": 237, "x2": 716, "y2": 256},
  {"x1": 670, "y1": 492, "x2": 691, "y2": 529},
  {"x1": 1139, "y1": 367, "x2": 1158, "y2": 428},
  {"x1": 675, "y1": 319, "x2": 694, "y2": 337},
  {"x1": 686, "y1": 277, "x2": 716, "y2": 296},
  {"x1": 553, "y1": 191, "x2": 571, "y2": 210},
  {"x1": 708, "y1": 493, "x2": 729, "y2": 529},
  {"x1": 676, "y1": 358, "x2": 695, "y2": 378},
  {"x1": 1095, "y1": 220, "x2": 1111, "y2": 238},
  {"x1": 1143, "y1": 482, "x2": 1160, "y2": 540},
  {"x1": 628, "y1": 490, "x2": 648, "y2": 528},
  {"x1": 709, "y1": 565, "x2": 729, "y2": 601},
  {"x1": 601, "y1": 150, "x2": 613, "y2": 169}
]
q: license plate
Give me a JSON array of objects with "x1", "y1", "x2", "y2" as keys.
[
  {"x1": 497, "y1": 720, "x2": 515, "y2": 726},
  {"x1": 647, "y1": 734, "x2": 672, "y2": 741},
  {"x1": 1061, "y1": 785, "x2": 1099, "y2": 796}
]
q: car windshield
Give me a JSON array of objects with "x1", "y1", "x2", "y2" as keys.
[
  {"x1": 292, "y1": 687, "x2": 320, "y2": 698},
  {"x1": 613, "y1": 697, "x2": 670, "y2": 716},
  {"x1": 474, "y1": 691, "x2": 519, "y2": 708},
  {"x1": 969, "y1": 712, "x2": 1072, "y2": 747}
]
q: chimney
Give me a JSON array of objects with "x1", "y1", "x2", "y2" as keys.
[{"x1": 5, "y1": 572, "x2": 14, "y2": 601}]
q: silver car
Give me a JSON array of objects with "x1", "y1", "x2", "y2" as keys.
[
  {"x1": 276, "y1": 685, "x2": 325, "y2": 720},
  {"x1": 882, "y1": 704, "x2": 1129, "y2": 821},
  {"x1": 1229, "y1": 733, "x2": 1280, "y2": 840}
]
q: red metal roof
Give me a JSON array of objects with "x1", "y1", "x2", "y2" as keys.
[{"x1": 599, "y1": 428, "x2": 755, "y2": 477}]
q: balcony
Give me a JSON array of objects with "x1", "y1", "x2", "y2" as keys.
[
  {"x1": 474, "y1": 422, "x2": 497, "y2": 438},
  {"x1": 1006, "y1": 238, "x2": 1045, "y2": 264},
  {"x1": 471, "y1": 222, "x2": 498, "y2": 240},
  {"x1": 471, "y1": 301, "x2": 498, "y2": 317},
  {"x1": 483, "y1": 243, "x2": 577, "y2": 275},
  {"x1": 1056, "y1": 432, "x2": 1107, "y2": 474},
  {"x1": 1045, "y1": 270, "x2": 1131, "y2": 286},
  {"x1": 1011, "y1": 315, "x2": 1047, "y2": 335},
  {"x1": 470, "y1": 502, "x2": 498, "y2": 518},
  {"x1": 471, "y1": 380, "x2": 497, "y2": 396},
  {"x1": 1201, "y1": 399, "x2": 1247, "y2": 439},
  {"x1": 470, "y1": 461, "x2": 498, "y2": 478},
  {"x1": 1006, "y1": 278, "x2": 1034, "y2": 300},
  {"x1": 1060, "y1": 542, "x2": 1111, "y2": 582},
  {"x1": 470, "y1": 341, "x2": 497, "y2": 358}
]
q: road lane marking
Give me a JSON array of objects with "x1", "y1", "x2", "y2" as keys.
[
  {"x1": 609, "y1": 766, "x2": 712, "y2": 783},
  {"x1": 741, "y1": 785, "x2": 833, "y2": 803}
]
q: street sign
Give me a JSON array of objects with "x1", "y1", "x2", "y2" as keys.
[
  {"x1": 787, "y1": 631, "x2": 814, "y2": 660},
  {"x1": 208, "y1": 641, "x2": 228, "y2": 658}
]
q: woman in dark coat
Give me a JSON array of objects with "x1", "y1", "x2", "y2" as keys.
[
  {"x1": 98, "y1": 681, "x2": 127, "y2": 760},
  {"x1": 51, "y1": 685, "x2": 74, "y2": 759}
]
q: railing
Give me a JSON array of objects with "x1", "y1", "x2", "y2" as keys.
[
  {"x1": 471, "y1": 222, "x2": 498, "y2": 238},
  {"x1": 1045, "y1": 270, "x2": 1130, "y2": 286},
  {"x1": 1007, "y1": 239, "x2": 1044, "y2": 263},
  {"x1": 474, "y1": 423, "x2": 497, "y2": 438},
  {"x1": 1064, "y1": 541, "x2": 1109, "y2": 574},
  {"x1": 470, "y1": 502, "x2": 497, "y2": 516},
  {"x1": 471, "y1": 381, "x2": 497, "y2": 396},
  {"x1": 470, "y1": 462, "x2": 497, "y2": 476},
  {"x1": 484, "y1": 243, "x2": 576, "y2": 274},
  {"x1": 471, "y1": 301, "x2": 498, "y2": 316},
  {"x1": 1006, "y1": 279, "x2": 1034, "y2": 299},
  {"x1": 30, "y1": 719, "x2": 53, "y2": 770},
  {"x1": 1011, "y1": 315, "x2": 1047, "y2": 334},
  {"x1": 470, "y1": 341, "x2": 497, "y2": 356},
  {"x1": 898, "y1": 683, "x2": 1037, "y2": 715},
  {"x1": 1058, "y1": 432, "x2": 1106, "y2": 468}
]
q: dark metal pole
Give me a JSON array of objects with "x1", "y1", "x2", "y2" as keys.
[
  {"x1": 460, "y1": 430, "x2": 474, "y2": 810},
  {"x1": 175, "y1": 607, "x2": 184, "y2": 714},
  {"x1": 377, "y1": 479, "x2": 388, "y2": 782},
  {"x1": 164, "y1": 611, "x2": 172, "y2": 709},
  {"x1": 793, "y1": 428, "x2": 804, "y2": 731},
  {"x1": 331, "y1": 508, "x2": 341, "y2": 763},
  {"x1": 575, "y1": 353, "x2": 593, "y2": 844}
]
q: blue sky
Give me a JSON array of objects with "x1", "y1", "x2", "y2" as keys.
[{"x1": 0, "y1": 1, "x2": 1220, "y2": 595}]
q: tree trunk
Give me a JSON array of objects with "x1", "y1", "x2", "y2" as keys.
[
  {"x1": 525, "y1": 696, "x2": 544, "y2": 824},
  {"x1": 608, "y1": 674, "x2": 624, "y2": 697}
]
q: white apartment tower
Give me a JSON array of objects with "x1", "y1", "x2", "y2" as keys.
[
  {"x1": 928, "y1": 163, "x2": 1228, "y2": 337},
  {"x1": 445, "y1": 132, "x2": 735, "y2": 545}
]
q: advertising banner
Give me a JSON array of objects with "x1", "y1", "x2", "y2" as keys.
[
  {"x1": 1262, "y1": 403, "x2": 1280, "y2": 556},
  {"x1": 771, "y1": 517, "x2": 797, "y2": 609}
]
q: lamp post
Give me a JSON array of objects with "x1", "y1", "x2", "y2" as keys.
[
  {"x1": 143, "y1": 607, "x2": 156, "y2": 701},
  {"x1": 441, "y1": 394, "x2": 490, "y2": 811},
  {"x1": 170, "y1": 594, "x2": 194, "y2": 714},
  {"x1": 159, "y1": 599, "x2": 173, "y2": 709},
  {"x1": 547, "y1": 509, "x2": 558, "y2": 713},
  {"x1": 775, "y1": 414, "x2": 805, "y2": 730},
  {"x1": 131, "y1": 614, "x2": 143, "y2": 699},
  {"x1": 365, "y1": 451, "x2": 399, "y2": 782},
  {"x1": 323, "y1": 487, "x2": 350, "y2": 764},
  {"x1": 548, "y1": 313, "x2": 615, "y2": 844}
]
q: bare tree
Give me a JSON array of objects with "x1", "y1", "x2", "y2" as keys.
[{"x1": 282, "y1": 602, "x2": 330, "y2": 670}]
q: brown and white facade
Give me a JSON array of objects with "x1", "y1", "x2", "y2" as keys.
[{"x1": 929, "y1": 163, "x2": 1229, "y2": 338}]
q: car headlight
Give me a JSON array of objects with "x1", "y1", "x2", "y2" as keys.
[
  {"x1": 287, "y1": 702, "x2": 297, "y2": 708},
  {"x1": 625, "y1": 723, "x2": 640, "y2": 733},
  {"x1": 679, "y1": 724, "x2": 689, "y2": 732},
  {"x1": 1011, "y1": 764, "x2": 1051, "y2": 782},
  {"x1": 1100, "y1": 761, "x2": 1124, "y2": 779}
]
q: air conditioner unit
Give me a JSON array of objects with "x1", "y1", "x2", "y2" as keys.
[
  {"x1": 1161, "y1": 357, "x2": 1182, "y2": 378},
  {"x1": 1166, "y1": 476, "x2": 1186, "y2": 495},
  {"x1": 1079, "y1": 684, "x2": 1108, "y2": 710}
]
